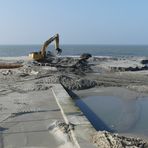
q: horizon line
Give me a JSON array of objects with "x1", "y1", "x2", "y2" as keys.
[{"x1": 0, "y1": 44, "x2": 148, "y2": 46}]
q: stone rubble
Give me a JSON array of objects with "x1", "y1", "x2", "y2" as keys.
[{"x1": 91, "y1": 131, "x2": 148, "y2": 148}]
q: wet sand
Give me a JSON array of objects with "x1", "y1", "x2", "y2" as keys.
[{"x1": 0, "y1": 55, "x2": 148, "y2": 147}]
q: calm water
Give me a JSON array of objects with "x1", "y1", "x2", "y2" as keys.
[
  {"x1": 76, "y1": 96, "x2": 148, "y2": 137},
  {"x1": 0, "y1": 45, "x2": 148, "y2": 57}
]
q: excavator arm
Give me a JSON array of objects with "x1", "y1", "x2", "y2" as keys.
[{"x1": 41, "y1": 33, "x2": 62, "y2": 57}]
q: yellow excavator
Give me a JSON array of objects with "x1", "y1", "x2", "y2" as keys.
[{"x1": 29, "y1": 33, "x2": 62, "y2": 61}]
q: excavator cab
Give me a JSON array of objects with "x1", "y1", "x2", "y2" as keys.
[
  {"x1": 29, "y1": 34, "x2": 62, "y2": 61},
  {"x1": 29, "y1": 51, "x2": 43, "y2": 61}
]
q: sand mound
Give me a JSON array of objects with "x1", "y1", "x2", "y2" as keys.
[{"x1": 91, "y1": 131, "x2": 148, "y2": 148}]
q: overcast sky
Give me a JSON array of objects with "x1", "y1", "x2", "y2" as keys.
[{"x1": 0, "y1": 0, "x2": 148, "y2": 45}]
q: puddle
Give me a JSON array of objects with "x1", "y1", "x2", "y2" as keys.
[{"x1": 75, "y1": 95, "x2": 148, "y2": 137}]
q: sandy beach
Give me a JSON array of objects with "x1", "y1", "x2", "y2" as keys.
[{"x1": 0, "y1": 55, "x2": 148, "y2": 148}]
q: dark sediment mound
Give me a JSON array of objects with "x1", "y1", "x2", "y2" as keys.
[
  {"x1": 59, "y1": 75, "x2": 97, "y2": 90},
  {"x1": 39, "y1": 55, "x2": 97, "y2": 90},
  {"x1": 29, "y1": 55, "x2": 97, "y2": 90},
  {"x1": 47, "y1": 74, "x2": 97, "y2": 90},
  {"x1": 110, "y1": 66, "x2": 148, "y2": 72},
  {"x1": 91, "y1": 131, "x2": 148, "y2": 148},
  {"x1": 80, "y1": 53, "x2": 92, "y2": 60},
  {"x1": 141, "y1": 59, "x2": 148, "y2": 65}
]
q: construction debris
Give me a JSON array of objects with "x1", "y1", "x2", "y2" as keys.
[{"x1": 91, "y1": 131, "x2": 148, "y2": 148}]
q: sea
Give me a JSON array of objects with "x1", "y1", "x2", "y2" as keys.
[{"x1": 0, "y1": 45, "x2": 148, "y2": 57}]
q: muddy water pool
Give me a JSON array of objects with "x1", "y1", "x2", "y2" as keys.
[{"x1": 75, "y1": 88, "x2": 148, "y2": 137}]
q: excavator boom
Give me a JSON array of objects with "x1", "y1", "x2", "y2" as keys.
[{"x1": 41, "y1": 34, "x2": 59, "y2": 57}]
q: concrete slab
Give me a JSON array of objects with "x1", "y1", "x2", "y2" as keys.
[
  {"x1": 0, "y1": 79, "x2": 97, "y2": 147},
  {"x1": 0, "y1": 86, "x2": 64, "y2": 148},
  {"x1": 52, "y1": 84, "x2": 97, "y2": 148}
]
